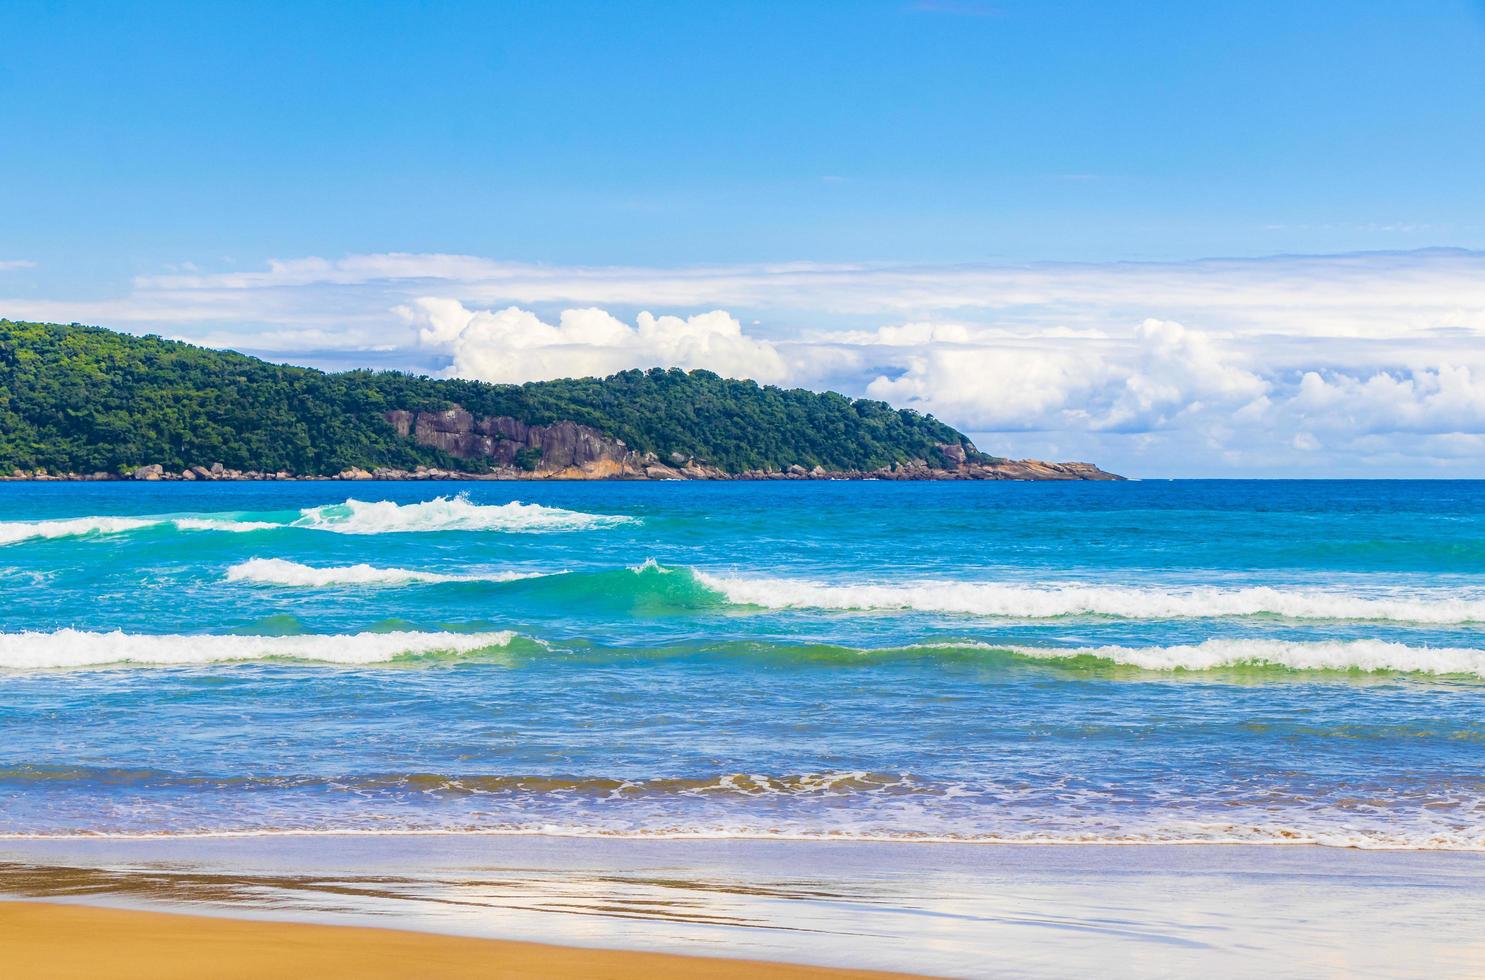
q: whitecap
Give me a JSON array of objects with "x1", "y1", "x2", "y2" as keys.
[
  {"x1": 0, "y1": 515, "x2": 277, "y2": 546},
  {"x1": 225, "y1": 558, "x2": 553, "y2": 588},
  {"x1": 0, "y1": 629, "x2": 518, "y2": 670},
  {"x1": 171, "y1": 518, "x2": 280, "y2": 533},
  {"x1": 292, "y1": 494, "x2": 632, "y2": 534},
  {"x1": 0, "y1": 516, "x2": 160, "y2": 547},
  {"x1": 694, "y1": 573, "x2": 1485, "y2": 625},
  {"x1": 1008, "y1": 638, "x2": 1485, "y2": 677}
]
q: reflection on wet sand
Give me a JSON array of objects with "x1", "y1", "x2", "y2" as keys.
[{"x1": 3, "y1": 837, "x2": 1485, "y2": 978}]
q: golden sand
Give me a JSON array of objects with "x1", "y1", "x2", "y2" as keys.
[{"x1": 0, "y1": 900, "x2": 924, "y2": 979}]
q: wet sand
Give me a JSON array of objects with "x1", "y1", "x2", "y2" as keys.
[
  {"x1": 0, "y1": 900, "x2": 917, "y2": 979},
  {"x1": 3, "y1": 836, "x2": 1485, "y2": 978}
]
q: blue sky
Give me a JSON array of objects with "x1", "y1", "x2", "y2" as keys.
[{"x1": 3, "y1": 1, "x2": 1485, "y2": 476}]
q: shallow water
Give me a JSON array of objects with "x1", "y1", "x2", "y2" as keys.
[{"x1": 1, "y1": 480, "x2": 1484, "y2": 847}]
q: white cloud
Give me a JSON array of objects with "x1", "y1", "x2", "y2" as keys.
[
  {"x1": 396, "y1": 299, "x2": 790, "y2": 384},
  {"x1": 10, "y1": 247, "x2": 1484, "y2": 339},
  {"x1": 0, "y1": 260, "x2": 37, "y2": 271},
  {"x1": 1097, "y1": 319, "x2": 1268, "y2": 432},
  {"x1": 6, "y1": 247, "x2": 1485, "y2": 475},
  {"x1": 1286, "y1": 365, "x2": 1485, "y2": 435},
  {"x1": 864, "y1": 318, "x2": 1269, "y2": 434},
  {"x1": 867, "y1": 347, "x2": 1099, "y2": 430}
]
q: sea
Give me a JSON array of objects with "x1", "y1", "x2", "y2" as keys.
[{"x1": 1, "y1": 479, "x2": 1483, "y2": 850}]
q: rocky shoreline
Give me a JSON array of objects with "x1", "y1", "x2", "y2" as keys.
[{"x1": 0, "y1": 458, "x2": 1122, "y2": 482}]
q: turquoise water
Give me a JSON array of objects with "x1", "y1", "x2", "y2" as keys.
[{"x1": 1, "y1": 481, "x2": 1483, "y2": 847}]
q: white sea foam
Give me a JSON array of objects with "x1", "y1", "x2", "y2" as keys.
[
  {"x1": 1008, "y1": 638, "x2": 1485, "y2": 677},
  {"x1": 171, "y1": 518, "x2": 280, "y2": 533},
  {"x1": 4, "y1": 821, "x2": 1479, "y2": 850},
  {"x1": 0, "y1": 495, "x2": 627, "y2": 546},
  {"x1": 695, "y1": 573, "x2": 1485, "y2": 625},
  {"x1": 0, "y1": 516, "x2": 159, "y2": 546},
  {"x1": 0, "y1": 515, "x2": 277, "y2": 546},
  {"x1": 225, "y1": 558, "x2": 553, "y2": 588},
  {"x1": 0, "y1": 629, "x2": 518, "y2": 670},
  {"x1": 293, "y1": 495, "x2": 632, "y2": 534}
]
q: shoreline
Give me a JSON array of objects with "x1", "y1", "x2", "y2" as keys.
[
  {"x1": 1, "y1": 829, "x2": 1480, "y2": 851},
  {"x1": 0, "y1": 901, "x2": 918, "y2": 980},
  {"x1": 0, "y1": 465, "x2": 1123, "y2": 482},
  {"x1": 4, "y1": 835, "x2": 1483, "y2": 977}
]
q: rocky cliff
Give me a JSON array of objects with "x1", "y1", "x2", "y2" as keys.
[
  {"x1": 385, "y1": 409, "x2": 647, "y2": 478},
  {"x1": 381, "y1": 407, "x2": 1124, "y2": 481}
]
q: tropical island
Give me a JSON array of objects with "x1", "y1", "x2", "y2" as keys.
[{"x1": 0, "y1": 319, "x2": 1120, "y2": 481}]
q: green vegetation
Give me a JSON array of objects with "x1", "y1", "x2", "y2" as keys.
[{"x1": 0, "y1": 319, "x2": 976, "y2": 475}]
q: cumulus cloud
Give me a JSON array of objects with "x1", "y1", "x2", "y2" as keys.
[
  {"x1": 865, "y1": 319, "x2": 1268, "y2": 434},
  {"x1": 395, "y1": 299, "x2": 790, "y2": 384},
  {"x1": 1097, "y1": 319, "x2": 1268, "y2": 432},
  {"x1": 867, "y1": 347, "x2": 1098, "y2": 430},
  {"x1": 1286, "y1": 365, "x2": 1485, "y2": 436},
  {"x1": 6, "y1": 247, "x2": 1485, "y2": 474}
]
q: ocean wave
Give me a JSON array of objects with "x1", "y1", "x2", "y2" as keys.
[
  {"x1": 0, "y1": 629, "x2": 518, "y2": 670},
  {"x1": 0, "y1": 495, "x2": 629, "y2": 546},
  {"x1": 0, "y1": 516, "x2": 160, "y2": 546},
  {"x1": 3, "y1": 824, "x2": 1479, "y2": 849},
  {"x1": 653, "y1": 637, "x2": 1485, "y2": 679},
  {"x1": 1007, "y1": 638, "x2": 1485, "y2": 677},
  {"x1": 224, "y1": 558, "x2": 556, "y2": 588},
  {"x1": 0, "y1": 767, "x2": 920, "y2": 799},
  {"x1": 2, "y1": 826, "x2": 1480, "y2": 849},
  {"x1": 292, "y1": 494, "x2": 633, "y2": 534},
  {"x1": 693, "y1": 572, "x2": 1485, "y2": 624},
  {"x1": 0, "y1": 781, "x2": 1479, "y2": 849},
  {"x1": 171, "y1": 518, "x2": 281, "y2": 533},
  {"x1": 0, "y1": 515, "x2": 277, "y2": 546}
]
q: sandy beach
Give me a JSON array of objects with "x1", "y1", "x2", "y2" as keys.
[
  {"x1": 1, "y1": 900, "x2": 917, "y2": 980},
  {"x1": 3, "y1": 836, "x2": 1485, "y2": 978}
]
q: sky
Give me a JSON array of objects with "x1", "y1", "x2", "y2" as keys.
[{"x1": 2, "y1": 0, "x2": 1484, "y2": 477}]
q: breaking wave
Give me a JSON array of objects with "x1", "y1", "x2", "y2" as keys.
[
  {"x1": 0, "y1": 629, "x2": 519, "y2": 670},
  {"x1": 291, "y1": 494, "x2": 633, "y2": 534},
  {"x1": 0, "y1": 495, "x2": 630, "y2": 546},
  {"x1": 694, "y1": 572, "x2": 1485, "y2": 625},
  {"x1": 604, "y1": 637, "x2": 1485, "y2": 679},
  {"x1": 1006, "y1": 637, "x2": 1485, "y2": 677},
  {"x1": 170, "y1": 518, "x2": 280, "y2": 533},
  {"x1": 224, "y1": 558, "x2": 556, "y2": 588},
  {"x1": 0, "y1": 767, "x2": 918, "y2": 799},
  {"x1": 0, "y1": 515, "x2": 277, "y2": 545},
  {"x1": 3, "y1": 764, "x2": 1482, "y2": 849},
  {"x1": 0, "y1": 516, "x2": 164, "y2": 546}
]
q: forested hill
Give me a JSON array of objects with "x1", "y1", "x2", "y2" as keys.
[{"x1": 0, "y1": 319, "x2": 981, "y2": 476}]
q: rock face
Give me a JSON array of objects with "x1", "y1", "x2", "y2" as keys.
[
  {"x1": 380, "y1": 407, "x2": 1125, "y2": 481},
  {"x1": 386, "y1": 408, "x2": 649, "y2": 478}
]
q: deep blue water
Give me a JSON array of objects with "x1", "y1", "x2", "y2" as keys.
[{"x1": 1, "y1": 480, "x2": 1482, "y2": 846}]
